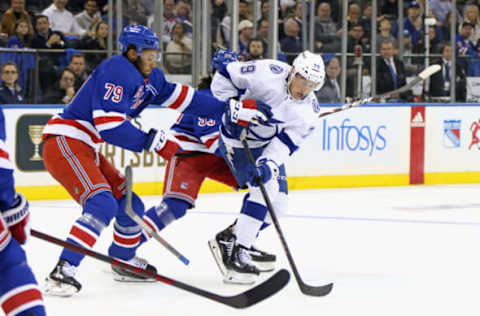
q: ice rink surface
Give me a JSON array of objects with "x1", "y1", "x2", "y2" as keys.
[{"x1": 26, "y1": 184, "x2": 480, "y2": 316}]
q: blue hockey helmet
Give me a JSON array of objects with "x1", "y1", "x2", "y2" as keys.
[
  {"x1": 211, "y1": 49, "x2": 238, "y2": 70},
  {"x1": 119, "y1": 24, "x2": 159, "y2": 56}
]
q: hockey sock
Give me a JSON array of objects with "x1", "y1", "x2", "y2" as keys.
[
  {"x1": 108, "y1": 192, "x2": 145, "y2": 260},
  {"x1": 0, "y1": 240, "x2": 46, "y2": 316},
  {"x1": 140, "y1": 198, "x2": 190, "y2": 244},
  {"x1": 60, "y1": 213, "x2": 104, "y2": 266},
  {"x1": 235, "y1": 200, "x2": 267, "y2": 249}
]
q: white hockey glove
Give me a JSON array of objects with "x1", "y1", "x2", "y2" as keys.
[{"x1": 227, "y1": 99, "x2": 273, "y2": 127}]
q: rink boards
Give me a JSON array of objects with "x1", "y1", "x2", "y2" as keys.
[{"x1": 2, "y1": 103, "x2": 480, "y2": 200}]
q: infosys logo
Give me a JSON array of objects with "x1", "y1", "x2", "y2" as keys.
[{"x1": 321, "y1": 118, "x2": 387, "y2": 156}]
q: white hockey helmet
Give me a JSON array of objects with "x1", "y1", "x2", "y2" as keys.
[{"x1": 291, "y1": 51, "x2": 325, "y2": 91}]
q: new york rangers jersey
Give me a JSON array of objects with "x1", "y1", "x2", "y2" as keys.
[
  {"x1": 43, "y1": 55, "x2": 226, "y2": 152},
  {"x1": 211, "y1": 59, "x2": 320, "y2": 166},
  {"x1": 170, "y1": 89, "x2": 221, "y2": 154},
  {"x1": 0, "y1": 106, "x2": 15, "y2": 210}
]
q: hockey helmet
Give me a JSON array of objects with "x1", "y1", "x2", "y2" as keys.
[
  {"x1": 211, "y1": 49, "x2": 239, "y2": 71},
  {"x1": 119, "y1": 24, "x2": 159, "y2": 56},
  {"x1": 291, "y1": 51, "x2": 325, "y2": 91}
]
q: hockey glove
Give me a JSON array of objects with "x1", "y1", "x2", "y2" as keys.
[
  {"x1": 2, "y1": 193, "x2": 30, "y2": 244},
  {"x1": 247, "y1": 158, "x2": 279, "y2": 187},
  {"x1": 227, "y1": 99, "x2": 273, "y2": 127},
  {"x1": 144, "y1": 128, "x2": 181, "y2": 161}
]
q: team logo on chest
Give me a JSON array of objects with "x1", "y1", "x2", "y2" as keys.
[
  {"x1": 269, "y1": 64, "x2": 283, "y2": 74},
  {"x1": 131, "y1": 85, "x2": 145, "y2": 109}
]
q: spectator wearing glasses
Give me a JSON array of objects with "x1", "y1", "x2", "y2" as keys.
[
  {"x1": 0, "y1": 62, "x2": 24, "y2": 104},
  {"x1": 42, "y1": 67, "x2": 76, "y2": 104}
]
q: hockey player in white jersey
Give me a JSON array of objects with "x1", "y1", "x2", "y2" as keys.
[{"x1": 208, "y1": 51, "x2": 325, "y2": 284}]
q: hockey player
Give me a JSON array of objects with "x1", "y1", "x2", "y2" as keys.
[
  {"x1": 135, "y1": 49, "x2": 276, "y2": 278},
  {"x1": 208, "y1": 51, "x2": 326, "y2": 284},
  {"x1": 0, "y1": 106, "x2": 47, "y2": 315},
  {"x1": 40, "y1": 25, "x2": 268, "y2": 297}
]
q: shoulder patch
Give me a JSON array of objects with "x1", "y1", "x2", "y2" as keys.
[
  {"x1": 312, "y1": 98, "x2": 321, "y2": 113},
  {"x1": 269, "y1": 64, "x2": 283, "y2": 74}
]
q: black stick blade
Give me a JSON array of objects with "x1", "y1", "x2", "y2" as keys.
[
  {"x1": 221, "y1": 269, "x2": 291, "y2": 308},
  {"x1": 299, "y1": 281, "x2": 333, "y2": 297}
]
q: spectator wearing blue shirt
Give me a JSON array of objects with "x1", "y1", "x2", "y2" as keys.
[
  {"x1": 0, "y1": 62, "x2": 24, "y2": 104},
  {"x1": 280, "y1": 17, "x2": 302, "y2": 64},
  {"x1": 393, "y1": 1, "x2": 422, "y2": 45},
  {"x1": 456, "y1": 21, "x2": 480, "y2": 76},
  {"x1": 7, "y1": 19, "x2": 31, "y2": 48}
]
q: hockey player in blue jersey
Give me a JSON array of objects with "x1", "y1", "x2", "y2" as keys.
[
  {"x1": 208, "y1": 51, "x2": 326, "y2": 284},
  {"x1": 41, "y1": 24, "x2": 270, "y2": 297},
  {"x1": 0, "y1": 107, "x2": 47, "y2": 315}
]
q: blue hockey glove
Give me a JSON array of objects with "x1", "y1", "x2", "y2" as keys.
[
  {"x1": 227, "y1": 99, "x2": 273, "y2": 127},
  {"x1": 247, "y1": 158, "x2": 279, "y2": 186}
]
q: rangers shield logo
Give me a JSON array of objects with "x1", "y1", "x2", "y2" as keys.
[{"x1": 443, "y1": 119, "x2": 461, "y2": 148}]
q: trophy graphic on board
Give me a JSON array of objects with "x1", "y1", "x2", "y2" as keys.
[{"x1": 28, "y1": 124, "x2": 44, "y2": 161}]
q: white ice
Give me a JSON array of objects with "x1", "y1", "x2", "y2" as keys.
[{"x1": 25, "y1": 184, "x2": 480, "y2": 316}]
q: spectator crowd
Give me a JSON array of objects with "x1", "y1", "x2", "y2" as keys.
[{"x1": 0, "y1": 0, "x2": 477, "y2": 104}]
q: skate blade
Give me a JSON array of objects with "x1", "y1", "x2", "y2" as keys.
[
  {"x1": 208, "y1": 239, "x2": 228, "y2": 277},
  {"x1": 42, "y1": 278, "x2": 79, "y2": 297},
  {"x1": 254, "y1": 261, "x2": 275, "y2": 273},
  {"x1": 112, "y1": 270, "x2": 156, "y2": 282},
  {"x1": 223, "y1": 270, "x2": 256, "y2": 285}
]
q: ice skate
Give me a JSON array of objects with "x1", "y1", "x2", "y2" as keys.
[
  {"x1": 43, "y1": 259, "x2": 82, "y2": 297},
  {"x1": 111, "y1": 256, "x2": 157, "y2": 282},
  {"x1": 212, "y1": 224, "x2": 276, "y2": 272},
  {"x1": 209, "y1": 230, "x2": 260, "y2": 284}
]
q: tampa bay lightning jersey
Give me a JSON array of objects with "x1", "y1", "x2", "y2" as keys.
[
  {"x1": 43, "y1": 55, "x2": 226, "y2": 152},
  {"x1": 211, "y1": 59, "x2": 320, "y2": 166},
  {"x1": 170, "y1": 89, "x2": 222, "y2": 153}
]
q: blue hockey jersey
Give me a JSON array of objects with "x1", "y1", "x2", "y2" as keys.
[
  {"x1": 43, "y1": 55, "x2": 226, "y2": 152},
  {"x1": 170, "y1": 89, "x2": 222, "y2": 154}
]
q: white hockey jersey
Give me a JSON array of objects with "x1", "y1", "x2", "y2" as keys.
[{"x1": 211, "y1": 59, "x2": 321, "y2": 167}]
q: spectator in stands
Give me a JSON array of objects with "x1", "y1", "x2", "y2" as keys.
[
  {"x1": 280, "y1": 17, "x2": 302, "y2": 64},
  {"x1": 346, "y1": 23, "x2": 370, "y2": 98},
  {"x1": 377, "y1": 18, "x2": 397, "y2": 50},
  {"x1": 413, "y1": 25, "x2": 442, "y2": 59},
  {"x1": 314, "y1": 2, "x2": 340, "y2": 53},
  {"x1": 429, "y1": 43, "x2": 466, "y2": 101},
  {"x1": 42, "y1": 0, "x2": 87, "y2": 37},
  {"x1": 462, "y1": 4, "x2": 480, "y2": 45},
  {"x1": 68, "y1": 53, "x2": 88, "y2": 89},
  {"x1": 31, "y1": 14, "x2": 66, "y2": 93},
  {"x1": 315, "y1": 57, "x2": 341, "y2": 103},
  {"x1": 255, "y1": 17, "x2": 287, "y2": 62},
  {"x1": 149, "y1": 0, "x2": 179, "y2": 45},
  {"x1": 7, "y1": 18, "x2": 32, "y2": 48},
  {"x1": 393, "y1": 1, "x2": 422, "y2": 45},
  {"x1": 315, "y1": 2, "x2": 337, "y2": 36},
  {"x1": 260, "y1": 0, "x2": 285, "y2": 40},
  {"x1": 377, "y1": 39, "x2": 411, "y2": 101},
  {"x1": 42, "y1": 67, "x2": 76, "y2": 104},
  {"x1": 399, "y1": 29, "x2": 419, "y2": 76},
  {"x1": 220, "y1": 0, "x2": 249, "y2": 48},
  {"x1": 0, "y1": 61, "x2": 24, "y2": 104},
  {"x1": 0, "y1": 0, "x2": 34, "y2": 38},
  {"x1": 246, "y1": 37, "x2": 265, "y2": 60},
  {"x1": 237, "y1": 19, "x2": 253, "y2": 57},
  {"x1": 430, "y1": 0, "x2": 456, "y2": 27},
  {"x1": 345, "y1": 3, "x2": 362, "y2": 33},
  {"x1": 456, "y1": 21, "x2": 479, "y2": 76},
  {"x1": 359, "y1": 2, "x2": 373, "y2": 39},
  {"x1": 81, "y1": 20, "x2": 108, "y2": 70},
  {"x1": 164, "y1": 22, "x2": 192, "y2": 74},
  {"x1": 75, "y1": 0, "x2": 101, "y2": 34},
  {"x1": 176, "y1": 0, "x2": 192, "y2": 34}
]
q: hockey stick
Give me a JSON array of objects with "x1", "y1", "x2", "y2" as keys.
[
  {"x1": 124, "y1": 165, "x2": 189, "y2": 265},
  {"x1": 239, "y1": 129, "x2": 333, "y2": 297},
  {"x1": 31, "y1": 228, "x2": 290, "y2": 308},
  {"x1": 318, "y1": 64, "x2": 441, "y2": 118}
]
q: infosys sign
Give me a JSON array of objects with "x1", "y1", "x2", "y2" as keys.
[{"x1": 320, "y1": 118, "x2": 387, "y2": 156}]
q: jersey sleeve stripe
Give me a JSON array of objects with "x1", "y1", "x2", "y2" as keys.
[
  {"x1": 0, "y1": 229, "x2": 11, "y2": 252},
  {"x1": 92, "y1": 109, "x2": 126, "y2": 119},
  {"x1": 0, "y1": 285, "x2": 43, "y2": 316},
  {"x1": 94, "y1": 117, "x2": 125, "y2": 132},
  {"x1": 203, "y1": 135, "x2": 219, "y2": 148},
  {"x1": 162, "y1": 84, "x2": 194, "y2": 112},
  {"x1": 277, "y1": 131, "x2": 299, "y2": 155},
  {"x1": 44, "y1": 116, "x2": 103, "y2": 143}
]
